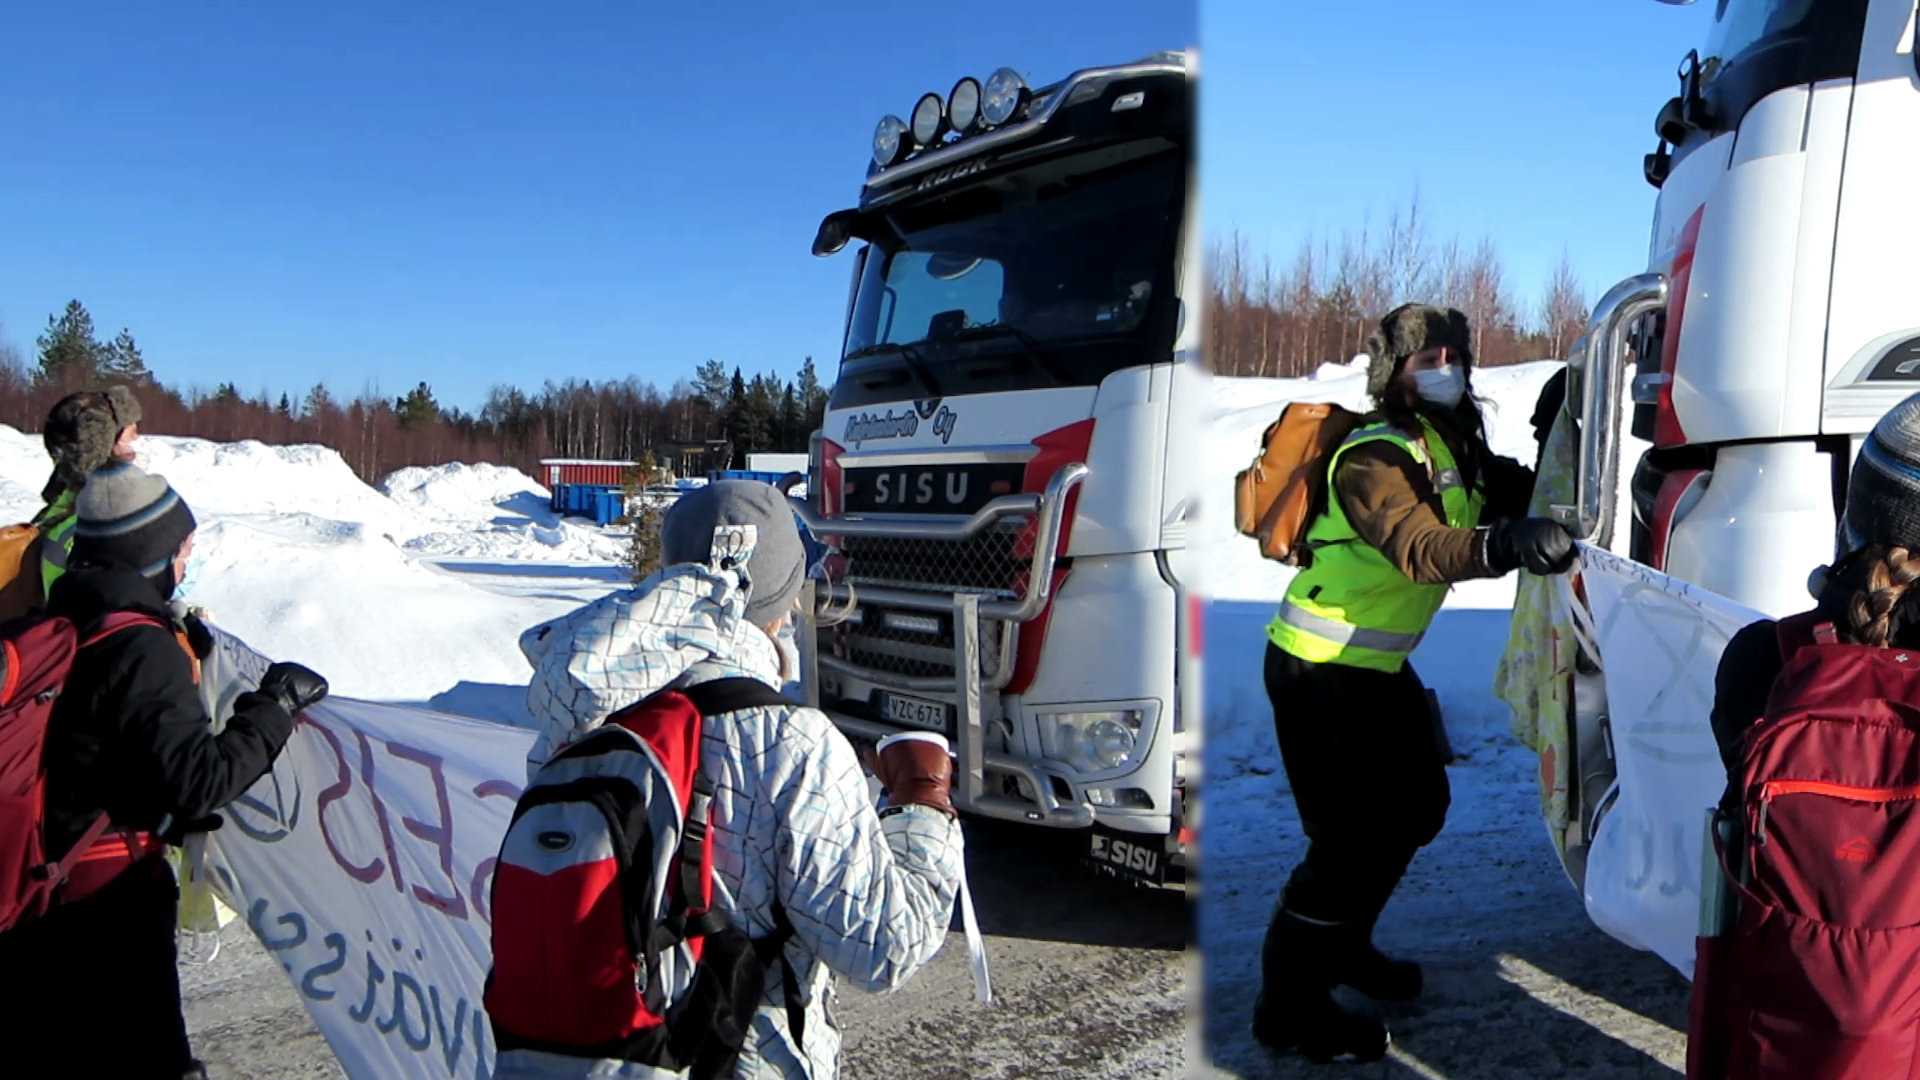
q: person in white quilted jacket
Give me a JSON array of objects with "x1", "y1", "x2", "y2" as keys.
[{"x1": 517, "y1": 480, "x2": 965, "y2": 1080}]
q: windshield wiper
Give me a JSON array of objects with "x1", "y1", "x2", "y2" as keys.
[
  {"x1": 937, "y1": 324, "x2": 1070, "y2": 387},
  {"x1": 844, "y1": 342, "x2": 941, "y2": 397}
]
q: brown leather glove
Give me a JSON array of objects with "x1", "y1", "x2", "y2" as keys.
[{"x1": 873, "y1": 733, "x2": 957, "y2": 820}]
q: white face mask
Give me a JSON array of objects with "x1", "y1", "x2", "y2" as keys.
[{"x1": 1414, "y1": 365, "x2": 1468, "y2": 409}]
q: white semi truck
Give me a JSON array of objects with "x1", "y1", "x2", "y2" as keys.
[
  {"x1": 795, "y1": 51, "x2": 1201, "y2": 886},
  {"x1": 1557, "y1": 0, "x2": 1920, "y2": 883}
]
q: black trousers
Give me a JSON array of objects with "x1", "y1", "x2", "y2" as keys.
[
  {"x1": 1264, "y1": 642, "x2": 1451, "y2": 929},
  {"x1": 0, "y1": 854, "x2": 195, "y2": 1078}
]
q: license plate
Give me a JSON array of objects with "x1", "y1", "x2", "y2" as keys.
[
  {"x1": 879, "y1": 691, "x2": 952, "y2": 731},
  {"x1": 1084, "y1": 826, "x2": 1168, "y2": 886}
]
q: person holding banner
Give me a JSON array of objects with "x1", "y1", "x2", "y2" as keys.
[
  {"x1": 0, "y1": 461, "x2": 329, "y2": 1080},
  {"x1": 519, "y1": 479, "x2": 963, "y2": 1080},
  {"x1": 1254, "y1": 304, "x2": 1578, "y2": 1063}
]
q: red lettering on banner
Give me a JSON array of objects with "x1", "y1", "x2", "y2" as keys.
[
  {"x1": 469, "y1": 778, "x2": 522, "y2": 925},
  {"x1": 308, "y1": 715, "x2": 386, "y2": 884},
  {"x1": 354, "y1": 728, "x2": 409, "y2": 896},
  {"x1": 387, "y1": 741, "x2": 468, "y2": 919}
]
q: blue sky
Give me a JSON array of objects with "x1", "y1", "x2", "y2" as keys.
[
  {"x1": 1202, "y1": 0, "x2": 1714, "y2": 322},
  {"x1": 0, "y1": 2, "x2": 1193, "y2": 411}
]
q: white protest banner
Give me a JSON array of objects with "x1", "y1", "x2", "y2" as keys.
[
  {"x1": 1568, "y1": 544, "x2": 1767, "y2": 977},
  {"x1": 197, "y1": 630, "x2": 535, "y2": 1079}
]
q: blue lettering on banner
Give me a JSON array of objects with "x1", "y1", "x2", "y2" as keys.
[{"x1": 248, "y1": 892, "x2": 495, "y2": 1079}]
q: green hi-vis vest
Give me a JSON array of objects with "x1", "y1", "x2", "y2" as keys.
[
  {"x1": 1266, "y1": 417, "x2": 1485, "y2": 673},
  {"x1": 33, "y1": 490, "x2": 76, "y2": 599}
]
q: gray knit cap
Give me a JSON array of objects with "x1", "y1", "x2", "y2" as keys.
[
  {"x1": 1366, "y1": 303, "x2": 1475, "y2": 401},
  {"x1": 71, "y1": 460, "x2": 197, "y2": 584},
  {"x1": 660, "y1": 480, "x2": 805, "y2": 625},
  {"x1": 1843, "y1": 392, "x2": 1920, "y2": 557}
]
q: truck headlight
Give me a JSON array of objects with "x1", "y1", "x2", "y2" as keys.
[
  {"x1": 873, "y1": 115, "x2": 910, "y2": 168},
  {"x1": 1037, "y1": 709, "x2": 1144, "y2": 773}
]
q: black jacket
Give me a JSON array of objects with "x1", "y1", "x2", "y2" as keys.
[
  {"x1": 1709, "y1": 558, "x2": 1920, "y2": 773},
  {"x1": 42, "y1": 561, "x2": 293, "y2": 860}
]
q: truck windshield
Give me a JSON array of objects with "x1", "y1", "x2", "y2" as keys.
[
  {"x1": 835, "y1": 142, "x2": 1184, "y2": 408},
  {"x1": 1688, "y1": 0, "x2": 1867, "y2": 138}
]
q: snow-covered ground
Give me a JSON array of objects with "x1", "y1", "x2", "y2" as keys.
[{"x1": 1197, "y1": 361, "x2": 1691, "y2": 1078}]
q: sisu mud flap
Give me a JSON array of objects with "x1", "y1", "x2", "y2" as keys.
[{"x1": 1083, "y1": 824, "x2": 1169, "y2": 887}]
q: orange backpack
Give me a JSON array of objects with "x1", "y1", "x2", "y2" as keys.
[
  {"x1": 0, "y1": 524, "x2": 45, "y2": 624},
  {"x1": 1233, "y1": 402, "x2": 1362, "y2": 566}
]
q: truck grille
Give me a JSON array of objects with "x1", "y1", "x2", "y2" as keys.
[
  {"x1": 822, "y1": 519, "x2": 1030, "y2": 683},
  {"x1": 836, "y1": 521, "x2": 1031, "y2": 599}
]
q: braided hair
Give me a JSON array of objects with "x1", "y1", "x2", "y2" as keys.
[{"x1": 1846, "y1": 545, "x2": 1920, "y2": 648}]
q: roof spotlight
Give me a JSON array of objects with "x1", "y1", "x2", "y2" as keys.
[
  {"x1": 911, "y1": 92, "x2": 948, "y2": 147},
  {"x1": 948, "y1": 77, "x2": 982, "y2": 133},
  {"x1": 872, "y1": 114, "x2": 910, "y2": 168},
  {"x1": 981, "y1": 67, "x2": 1029, "y2": 126}
]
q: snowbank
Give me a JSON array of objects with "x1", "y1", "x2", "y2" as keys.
[{"x1": 0, "y1": 423, "x2": 628, "y2": 701}]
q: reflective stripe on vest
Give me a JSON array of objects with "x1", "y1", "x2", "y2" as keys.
[
  {"x1": 1267, "y1": 416, "x2": 1484, "y2": 673},
  {"x1": 1275, "y1": 599, "x2": 1428, "y2": 654}
]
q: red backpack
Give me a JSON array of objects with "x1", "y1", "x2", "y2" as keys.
[
  {"x1": 0, "y1": 610, "x2": 168, "y2": 932},
  {"x1": 485, "y1": 677, "x2": 805, "y2": 1079},
  {"x1": 1689, "y1": 613, "x2": 1920, "y2": 1079}
]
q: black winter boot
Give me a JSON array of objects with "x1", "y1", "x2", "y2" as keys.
[
  {"x1": 1251, "y1": 908, "x2": 1390, "y2": 1064},
  {"x1": 1332, "y1": 917, "x2": 1423, "y2": 1002}
]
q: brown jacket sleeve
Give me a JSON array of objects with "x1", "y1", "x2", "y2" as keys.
[{"x1": 1333, "y1": 442, "x2": 1497, "y2": 585}]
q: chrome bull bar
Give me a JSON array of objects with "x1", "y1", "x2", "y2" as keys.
[
  {"x1": 1552, "y1": 272, "x2": 1668, "y2": 545},
  {"x1": 796, "y1": 463, "x2": 1096, "y2": 828}
]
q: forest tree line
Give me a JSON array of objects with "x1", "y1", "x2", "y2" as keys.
[
  {"x1": 0, "y1": 300, "x2": 831, "y2": 484},
  {"x1": 1208, "y1": 198, "x2": 1593, "y2": 379}
]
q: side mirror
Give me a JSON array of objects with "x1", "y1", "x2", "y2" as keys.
[
  {"x1": 813, "y1": 210, "x2": 864, "y2": 257},
  {"x1": 1644, "y1": 144, "x2": 1673, "y2": 189}
]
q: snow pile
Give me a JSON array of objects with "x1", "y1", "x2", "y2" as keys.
[
  {"x1": 380, "y1": 461, "x2": 628, "y2": 563},
  {"x1": 0, "y1": 425, "x2": 628, "y2": 564},
  {"x1": 0, "y1": 423, "x2": 628, "y2": 702}
]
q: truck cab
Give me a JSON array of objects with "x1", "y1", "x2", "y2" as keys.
[
  {"x1": 796, "y1": 51, "x2": 1201, "y2": 886},
  {"x1": 1556, "y1": 0, "x2": 1920, "y2": 887}
]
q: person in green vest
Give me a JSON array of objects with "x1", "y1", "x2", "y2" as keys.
[
  {"x1": 1253, "y1": 305, "x2": 1577, "y2": 1063},
  {"x1": 31, "y1": 386, "x2": 143, "y2": 600}
]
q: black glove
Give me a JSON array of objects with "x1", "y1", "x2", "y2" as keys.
[
  {"x1": 181, "y1": 611, "x2": 215, "y2": 661},
  {"x1": 1486, "y1": 517, "x2": 1577, "y2": 576},
  {"x1": 159, "y1": 813, "x2": 224, "y2": 846},
  {"x1": 257, "y1": 662, "x2": 329, "y2": 717}
]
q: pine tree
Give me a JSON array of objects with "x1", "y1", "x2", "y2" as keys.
[
  {"x1": 396, "y1": 381, "x2": 441, "y2": 427},
  {"x1": 621, "y1": 451, "x2": 667, "y2": 582},
  {"x1": 779, "y1": 383, "x2": 803, "y2": 451},
  {"x1": 796, "y1": 355, "x2": 830, "y2": 432},
  {"x1": 277, "y1": 393, "x2": 294, "y2": 418},
  {"x1": 211, "y1": 382, "x2": 242, "y2": 405},
  {"x1": 694, "y1": 359, "x2": 731, "y2": 409},
  {"x1": 35, "y1": 300, "x2": 104, "y2": 387},
  {"x1": 101, "y1": 329, "x2": 151, "y2": 383},
  {"x1": 304, "y1": 382, "x2": 335, "y2": 417}
]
